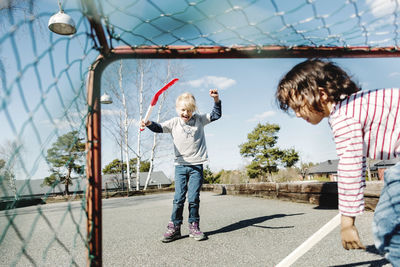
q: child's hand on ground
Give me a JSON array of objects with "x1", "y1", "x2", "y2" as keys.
[
  {"x1": 340, "y1": 215, "x2": 365, "y2": 250},
  {"x1": 209, "y1": 89, "x2": 219, "y2": 102}
]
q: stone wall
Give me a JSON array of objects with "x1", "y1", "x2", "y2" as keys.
[{"x1": 202, "y1": 181, "x2": 383, "y2": 211}]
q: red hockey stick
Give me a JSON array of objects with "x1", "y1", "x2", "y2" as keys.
[{"x1": 140, "y1": 78, "x2": 179, "y2": 131}]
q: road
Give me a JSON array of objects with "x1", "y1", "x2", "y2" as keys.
[{"x1": 0, "y1": 192, "x2": 390, "y2": 267}]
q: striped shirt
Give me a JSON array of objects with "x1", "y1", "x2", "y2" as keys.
[{"x1": 329, "y1": 88, "x2": 400, "y2": 216}]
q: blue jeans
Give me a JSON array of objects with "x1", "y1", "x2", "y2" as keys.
[
  {"x1": 373, "y1": 162, "x2": 400, "y2": 266},
  {"x1": 171, "y1": 164, "x2": 203, "y2": 226}
]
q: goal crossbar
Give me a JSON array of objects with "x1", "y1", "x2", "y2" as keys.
[{"x1": 109, "y1": 45, "x2": 400, "y2": 59}]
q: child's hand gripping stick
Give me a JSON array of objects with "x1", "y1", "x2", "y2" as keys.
[{"x1": 140, "y1": 78, "x2": 179, "y2": 131}]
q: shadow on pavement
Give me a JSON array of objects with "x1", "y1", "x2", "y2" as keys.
[
  {"x1": 330, "y1": 245, "x2": 389, "y2": 267},
  {"x1": 330, "y1": 258, "x2": 389, "y2": 267},
  {"x1": 366, "y1": 245, "x2": 385, "y2": 256},
  {"x1": 205, "y1": 213, "x2": 303, "y2": 237}
]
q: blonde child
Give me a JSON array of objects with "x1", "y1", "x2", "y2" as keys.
[
  {"x1": 276, "y1": 59, "x2": 400, "y2": 265},
  {"x1": 141, "y1": 89, "x2": 221, "y2": 242}
]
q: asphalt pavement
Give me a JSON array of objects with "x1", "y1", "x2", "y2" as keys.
[{"x1": 0, "y1": 191, "x2": 391, "y2": 267}]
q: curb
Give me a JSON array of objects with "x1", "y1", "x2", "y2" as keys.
[{"x1": 202, "y1": 181, "x2": 383, "y2": 211}]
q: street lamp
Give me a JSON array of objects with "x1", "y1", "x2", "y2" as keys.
[
  {"x1": 100, "y1": 93, "x2": 113, "y2": 104},
  {"x1": 48, "y1": 0, "x2": 76, "y2": 35}
]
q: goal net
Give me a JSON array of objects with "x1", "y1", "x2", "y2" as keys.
[{"x1": 0, "y1": 0, "x2": 399, "y2": 266}]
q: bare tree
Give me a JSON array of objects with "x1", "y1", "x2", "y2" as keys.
[
  {"x1": 119, "y1": 61, "x2": 134, "y2": 191},
  {"x1": 102, "y1": 59, "x2": 185, "y2": 191},
  {"x1": 0, "y1": 140, "x2": 22, "y2": 199},
  {"x1": 0, "y1": 0, "x2": 34, "y2": 26},
  {"x1": 144, "y1": 60, "x2": 178, "y2": 190},
  {"x1": 135, "y1": 60, "x2": 150, "y2": 190},
  {"x1": 102, "y1": 60, "x2": 138, "y2": 191},
  {"x1": 0, "y1": 0, "x2": 48, "y2": 39},
  {"x1": 141, "y1": 60, "x2": 186, "y2": 189},
  {"x1": 102, "y1": 110, "x2": 131, "y2": 191}
]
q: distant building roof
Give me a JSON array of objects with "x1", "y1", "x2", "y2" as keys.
[
  {"x1": 374, "y1": 158, "x2": 400, "y2": 167},
  {"x1": 367, "y1": 159, "x2": 384, "y2": 171},
  {"x1": 1, "y1": 178, "x2": 86, "y2": 198},
  {"x1": 308, "y1": 159, "x2": 339, "y2": 174},
  {"x1": 1, "y1": 171, "x2": 171, "y2": 198},
  {"x1": 103, "y1": 171, "x2": 171, "y2": 189},
  {"x1": 308, "y1": 158, "x2": 399, "y2": 175}
]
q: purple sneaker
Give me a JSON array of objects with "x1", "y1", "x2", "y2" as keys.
[
  {"x1": 189, "y1": 222, "x2": 206, "y2": 241},
  {"x1": 161, "y1": 222, "x2": 181, "y2": 243}
]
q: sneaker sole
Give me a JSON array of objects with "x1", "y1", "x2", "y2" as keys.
[
  {"x1": 189, "y1": 234, "x2": 206, "y2": 241},
  {"x1": 161, "y1": 235, "x2": 181, "y2": 243}
]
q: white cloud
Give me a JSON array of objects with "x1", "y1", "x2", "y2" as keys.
[
  {"x1": 366, "y1": 0, "x2": 397, "y2": 17},
  {"x1": 101, "y1": 109, "x2": 139, "y2": 127},
  {"x1": 41, "y1": 111, "x2": 87, "y2": 130},
  {"x1": 42, "y1": 118, "x2": 81, "y2": 130},
  {"x1": 389, "y1": 72, "x2": 400, "y2": 77},
  {"x1": 247, "y1": 111, "x2": 276, "y2": 122},
  {"x1": 41, "y1": 109, "x2": 139, "y2": 130},
  {"x1": 101, "y1": 109, "x2": 121, "y2": 116},
  {"x1": 186, "y1": 76, "x2": 236, "y2": 90}
]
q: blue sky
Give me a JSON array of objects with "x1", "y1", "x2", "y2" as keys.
[
  {"x1": 199, "y1": 57, "x2": 400, "y2": 173},
  {"x1": 3, "y1": 0, "x2": 400, "y2": 181}
]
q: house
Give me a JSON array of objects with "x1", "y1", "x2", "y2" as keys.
[
  {"x1": 307, "y1": 159, "x2": 339, "y2": 181},
  {"x1": 308, "y1": 158, "x2": 400, "y2": 181},
  {"x1": 374, "y1": 158, "x2": 400, "y2": 180},
  {"x1": 0, "y1": 178, "x2": 74, "y2": 199},
  {"x1": 0, "y1": 171, "x2": 171, "y2": 200}
]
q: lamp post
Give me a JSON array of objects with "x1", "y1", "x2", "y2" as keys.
[
  {"x1": 100, "y1": 93, "x2": 126, "y2": 192},
  {"x1": 100, "y1": 93, "x2": 121, "y2": 191}
]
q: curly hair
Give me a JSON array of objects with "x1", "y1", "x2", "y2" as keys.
[{"x1": 276, "y1": 59, "x2": 361, "y2": 113}]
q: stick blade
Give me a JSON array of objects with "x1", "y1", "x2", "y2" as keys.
[{"x1": 150, "y1": 78, "x2": 179, "y2": 106}]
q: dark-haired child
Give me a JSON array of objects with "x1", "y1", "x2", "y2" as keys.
[{"x1": 276, "y1": 59, "x2": 400, "y2": 265}]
